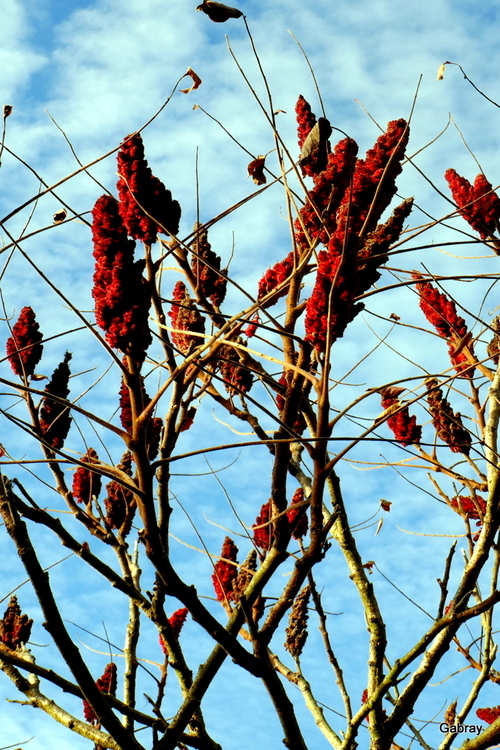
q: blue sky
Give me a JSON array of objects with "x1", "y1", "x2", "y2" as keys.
[{"x1": 2, "y1": 0, "x2": 500, "y2": 749}]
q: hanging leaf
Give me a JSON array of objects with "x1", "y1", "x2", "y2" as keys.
[
  {"x1": 180, "y1": 68, "x2": 202, "y2": 94},
  {"x1": 299, "y1": 117, "x2": 332, "y2": 171},
  {"x1": 247, "y1": 156, "x2": 267, "y2": 185}
]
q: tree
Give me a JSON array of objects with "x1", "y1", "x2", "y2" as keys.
[{"x1": 1, "y1": 10, "x2": 500, "y2": 750}]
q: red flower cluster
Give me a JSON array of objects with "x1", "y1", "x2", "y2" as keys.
[
  {"x1": 304, "y1": 248, "x2": 362, "y2": 352},
  {"x1": 0, "y1": 596, "x2": 32, "y2": 650},
  {"x1": 412, "y1": 273, "x2": 474, "y2": 377},
  {"x1": 295, "y1": 137, "x2": 358, "y2": 250},
  {"x1": 6, "y1": 306, "x2": 43, "y2": 378},
  {"x1": 244, "y1": 313, "x2": 260, "y2": 338},
  {"x1": 39, "y1": 352, "x2": 72, "y2": 449},
  {"x1": 218, "y1": 343, "x2": 253, "y2": 396},
  {"x1": 72, "y1": 448, "x2": 102, "y2": 505},
  {"x1": 426, "y1": 379, "x2": 471, "y2": 455},
  {"x1": 476, "y1": 705, "x2": 500, "y2": 724},
  {"x1": 295, "y1": 94, "x2": 317, "y2": 150},
  {"x1": 117, "y1": 133, "x2": 181, "y2": 244},
  {"x1": 450, "y1": 494, "x2": 486, "y2": 522},
  {"x1": 191, "y1": 225, "x2": 227, "y2": 307},
  {"x1": 287, "y1": 488, "x2": 309, "y2": 539},
  {"x1": 103, "y1": 452, "x2": 136, "y2": 536},
  {"x1": 257, "y1": 251, "x2": 295, "y2": 308},
  {"x1": 380, "y1": 387, "x2": 421, "y2": 447},
  {"x1": 445, "y1": 169, "x2": 500, "y2": 239},
  {"x1": 253, "y1": 501, "x2": 273, "y2": 550},
  {"x1": 83, "y1": 662, "x2": 117, "y2": 725},
  {"x1": 212, "y1": 537, "x2": 238, "y2": 603},
  {"x1": 357, "y1": 197, "x2": 414, "y2": 293},
  {"x1": 168, "y1": 281, "x2": 206, "y2": 353},
  {"x1": 304, "y1": 121, "x2": 410, "y2": 352},
  {"x1": 92, "y1": 194, "x2": 152, "y2": 361},
  {"x1": 119, "y1": 375, "x2": 163, "y2": 460},
  {"x1": 159, "y1": 608, "x2": 189, "y2": 656}
]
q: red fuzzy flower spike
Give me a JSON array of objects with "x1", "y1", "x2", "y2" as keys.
[
  {"x1": 412, "y1": 273, "x2": 474, "y2": 378},
  {"x1": 191, "y1": 224, "x2": 227, "y2": 307},
  {"x1": 294, "y1": 137, "x2": 358, "y2": 250},
  {"x1": 451, "y1": 495, "x2": 486, "y2": 525},
  {"x1": 72, "y1": 448, "x2": 102, "y2": 505},
  {"x1": 39, "y1": 352, "x2": 72, "y2": 449},
  {"x1": 212, "y1": 537, "x2": 238, "y2": 603},
  {"x1": 476, "y1": 706, "x2": 500, "y2": 725},
  {"x1": 103, "y1": 452, "x2": 136, "y2": 537},
  {"x1": 117, "y1": 133, "x2": 181, "y2": 244},
  {"x1": 304, "y1": 122, "x2": 409, "y2": 353},
  {"x1": 244, "y1": 313, "x2": 260, "y2": 338},
  {"x1": 253, "y1": 501, "x2": 274, "y2": 550},
  {"x1": 426, "y1": 378, "x2": 471, "y2": 455},
  {"x1": 296, "y1": 95, "x2": 317, "y2": 149},
  {"x1": 0, "y1": 596, "x2": 33, "y2": 650},
  {"x1": 257, "y1": 251, "x2": 295, "y2": 309},
  {"x1": 6, "y1": 306, "x2": 43, "y2": 378},
  {"x1": 92, "y1": 194, "x2": 152, "y2": 362},
  {"x1": 218, "y1": 343, "x2": 253, "y2": 396},
  {"x1": 304, "y1": 247, "x2": 363, "y2": 352},
  {"x1": 287, "y1": 488, "x2": 309, "y2": 539},
  {"x1": 346, "y1": 119, "x2": 409, "y2": 236},
  {"x1": 357, "y1": 198, "x2": 414, "y2": 294},
  {"x1": 159, "y1": 608, "x2": 189, "y2": 655},
  {"x1": 380, "y1": 387, "x2": 421, "y2": 447},
  {"x1": 445, "y1": 169, "x2": 500, "y2": 239},
  {"x1": 168, "y1": 281, "x2": 206, "y2": 353},
  {"x1": 83, "y1": 662, "x2": 118, "y2": 726}
]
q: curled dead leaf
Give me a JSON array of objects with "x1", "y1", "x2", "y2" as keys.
[
  {"x1": 180, "y1": 68, "x2": 202, "y2": 94},
  {"x1": 53, "y1": 209, "x2": 67, "y2": 224},
  {"x1": 299, "y1": 117, "x2": 332, "y2": 168},
  {"x1": 196, "y1": 1, "x2": 243, "y2": 22},
  {"x1": 436, "y1": 63, "x2": 446, "y2": 81},
  {"x1": 380, "y1": 500, "x2": 392, "y2": 512},
  {"x1": 3, "y1": 105, "x2": 13, "y2": 118},
  {"x1": 180, "y1": 407, "x2": 197, "y2": 432},
  {"x1": 247, "y1": 156, "x2": 266, "y2": 185}
]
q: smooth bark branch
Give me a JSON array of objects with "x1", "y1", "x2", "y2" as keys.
[
  {"x1": 325, "y1": 472, "x2": 387, "y2": 746},
  {"x1": 0, "y1": 655, "x2": 122, "y2": 750},
  {"x1": 0, "y1": 475, "x2": 145, "y2": 750}
]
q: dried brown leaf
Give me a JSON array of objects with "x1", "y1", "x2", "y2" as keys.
[
  {"x1": 180, "y1": 68, "x2": 202, "y2": 94},
  {"x1": 247, "y1": 156, "x2": 267, "y2": 185},
  {"x1": 196, "y1": 1, "x2": 243, "y2": 22}
]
